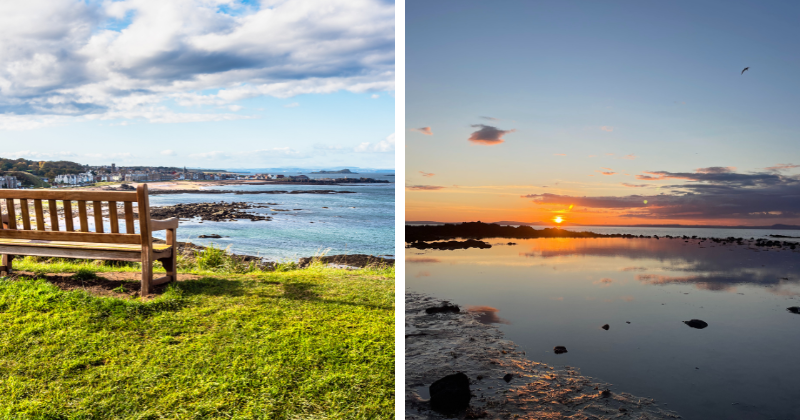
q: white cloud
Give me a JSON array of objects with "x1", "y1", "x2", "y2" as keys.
[
  {"x1": 354, "y1": 133, "x2": 395, "y2": 153},
  {"x1": 371, "y1": 94, "x2": 379, "y2": 99},
  {"x1": 0, "y1": 0, "x2": 394, "y2": 129},
  {"x1": 283, "y1": 102, "x2": 300, "y2": 108},
  {"x1": 161, "y1": 150, "x2": 177, "y2": 156}
]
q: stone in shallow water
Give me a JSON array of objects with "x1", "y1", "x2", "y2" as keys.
[
  {"x1": 425, "y1": 303, "x2": 460, "y2": 314},
  {"x1": 554, "y1": 346, "x2": 568, "y2": 354},
  {"x1": 601, "y1": 324, "x2": 610, "y2": 330},
  {"x1": 683, "y1": 319, "x2": 708, "y2": 329},
  {"x1": 787, "y1": 307, "x2": 800, "y2": 314},
  {"x1": 503, "y1": 373, "x2": 513, "y2": 383},
  {"x1": 429, "y1": 372, "x2": 471, "y2": 414}
]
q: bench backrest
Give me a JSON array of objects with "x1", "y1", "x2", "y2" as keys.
[{"x1": 0, "y1": 184, "x2": 153, "y2": 245}]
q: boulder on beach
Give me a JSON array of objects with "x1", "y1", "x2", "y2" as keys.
[
  {"x1": 429, "y1": 372, "x2": 471, "y2": 414},
  {"x1": 554, "y1": 346, "x2": 568, "y2": 354},
  {"x1": 601, "y1": 324, "x2": 609, "y2": 330},
  {"x1": 683, "y1": 319, "x2": 708, "y2": 329},
  {"x1": 425, "y1": 303, "x2": 460, "y2": 314},
  {"x1": 787, "y1": 307, "x2": 800, "y2": 314}
]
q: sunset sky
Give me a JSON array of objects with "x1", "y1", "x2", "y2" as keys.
[
  {"x1": 0, "y1": 0, "x2": 395, "y2": 168},
  {"x1": 406, "y1": 1, "x2": 800, "y2": 226}
]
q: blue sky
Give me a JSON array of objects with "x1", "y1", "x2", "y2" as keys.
[
  {"x1": 406, "y1": 0, "x2": 800, "y2": 225},
  {"x1": 0, "y1": 0, "x2": 395, "y2": 169}
]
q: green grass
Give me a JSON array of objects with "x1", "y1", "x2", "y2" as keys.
[{"x1": 0, "y1": 261, "x2": 395, "y2": 419}]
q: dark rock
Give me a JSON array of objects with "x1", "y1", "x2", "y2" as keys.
[
  {"x1": 683, "y1": 319, "x2": 709, "y2": 329},
  {"x1": 429, "y1": 372, "x2": 471, "y2": 414},
  {"x1": 553, "y1": 346, "x2": 568, "y2": 354},
  {"x1": 599, "y1": 389, "x2": 611, "y2": 398},
  {"x1": 787, "y1": 307, "x2": 800, "y2": 314},
  {"x1": 503, "y1": 373, "x2": 513, "y2": 383},
  {"x1": 426, "y1": 304, "x2": 460, "y2": 314},
  {"x1": 626, "y1": 321, "x2": 631, "y2": 324},
  {"x1": 198, "y1": 234, "x2": 222, "y2": 239},
  {"x1": 601, "y1": 324, "x2": 609, "y2": 330},
  {"x1": 407, "y1": 239, "x2": 492, "y2": 250}
]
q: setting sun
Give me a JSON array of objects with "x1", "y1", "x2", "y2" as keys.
[{"x1": 554, "y1": 216, "x2": 563, "y2": 224}]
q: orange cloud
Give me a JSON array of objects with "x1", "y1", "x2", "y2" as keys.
[
  {"x1": 597, "y1": 171, "x2": 616, "y2": 175},
  {"x1": 600, "y1": 126, "x2": 614, "y2": 132},
  {"x1": 764, "y1": 163, "x2": 799, "y2": 173},
  {"x1": 621, "y1": 154, "x2": 637, "y2": 160},
  {"x1": 468, "y1": 124, "x2": 515, "y2": 145},
  {"x1": 554, "y1": 153, "x2": 566, "y2": 156},
  {"x1": 407, "y1": 185, "x2": 445, "y2": 191},
  {"x1": 410, "y1": 127, "x2": 432, "y2": 135},
  {"x1": 419, "y1": 171, "x2": 435, "y2": 177}
]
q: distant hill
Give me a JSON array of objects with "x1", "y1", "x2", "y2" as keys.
[
  {"x1": 0, "y1": 157, "x2": 83, "y2": 179},
  {"x1": 311, "y1": 169, "x2": 357, "y2": 174}
]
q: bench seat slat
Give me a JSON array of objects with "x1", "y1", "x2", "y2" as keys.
[
  {"x1": 0, "y1": 238, "x2": 168, "y2": 252},
  {"x1": 0, "y1": 229, "x2": 142, "y2": 244},
  {"x1": 0, "y1": 245, "x2": 143, "y2": 262}
]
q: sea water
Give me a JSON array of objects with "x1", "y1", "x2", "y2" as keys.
[
  {"x1": 407, "y1": 237, "x2": 800, "y2": 420},
  {"x1": 149, "y1": 175, "x2": 394, "y2": 261}
]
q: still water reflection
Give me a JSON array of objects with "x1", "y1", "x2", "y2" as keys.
[{"x1": 407, "y1": 237, "x2": 800, "y2": 420}]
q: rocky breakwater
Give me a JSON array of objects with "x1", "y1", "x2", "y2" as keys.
[{"x1": 150, "y1": 201, "x2": 272, "y2": 222}]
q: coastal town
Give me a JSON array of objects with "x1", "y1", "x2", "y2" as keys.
[{"x1": 0, "y1": 159, "x2": 389, "y2": 189}]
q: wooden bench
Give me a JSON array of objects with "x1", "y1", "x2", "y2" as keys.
[{"x1": 0, "y1": 184, "x2": 178, "y2": 296}]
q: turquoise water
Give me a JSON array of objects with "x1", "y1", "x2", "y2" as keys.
[{"x1": 149, "y1": 177, "x2": 394, "y2": 261}]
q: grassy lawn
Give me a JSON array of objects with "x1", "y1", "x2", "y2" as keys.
[{"x1": 0, "y1": 258, "x2": 394, "y2": 419}]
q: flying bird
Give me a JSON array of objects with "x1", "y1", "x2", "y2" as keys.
[{"x1": 741, "y1": 67, "x2": 749, "y2": 75}]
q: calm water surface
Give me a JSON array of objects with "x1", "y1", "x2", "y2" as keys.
[
  {"x1": 147, "y1": 177, "x2": 394, "y2": 261},
  {"x1": 407, "y1": 237, "x2": 800, "y2": 420}
]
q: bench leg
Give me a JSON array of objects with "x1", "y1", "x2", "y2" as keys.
[
  {"x1": 1, "y1": 255, "x2": 13, "y2": 275},
  {"x1": 157, "y1": 254, "x2": 177, "y2": 284},
  {"x1": 141, "y1": 253, "x2": 152, "y2": 296}
]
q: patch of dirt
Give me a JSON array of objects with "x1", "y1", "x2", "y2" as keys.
[
  {"x1": 406, "y1": 291, "x2": 681, "y2": 419},
  {"x1": 9, "y1": 271, "x2": 201, "y2": 299}
]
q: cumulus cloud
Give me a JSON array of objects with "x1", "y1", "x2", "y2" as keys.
[
  {"x1": 468, "y1": 124, "x2": 515, "y2": 145},
  {"x1": 410, "y1": 126, "x2": 432, "y2": 135},
  {"x1": 523, "y1": 167, "x2": 800, "y2": 221},
  {"x1": 354, "y1": 133, "x2": 395, "y2": 153},
  {"x1": 419, "y1": 171, "x2": 435, "y2": 177},
  {"x1": 406, "y1": 185, "x2": 445, "y2": 191},
  {"x1": 0, "y1": 0, "x2": 394, "y2": 129}
]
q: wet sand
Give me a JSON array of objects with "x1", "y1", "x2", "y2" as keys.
[{"x1": 406, "y1": 291, "x2": 681, "y2": 419}]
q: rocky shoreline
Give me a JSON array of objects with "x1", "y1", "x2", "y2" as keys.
[
  {"x1": 146, "y1": 189, "x2": 356, "y2": 195},
  {"x1": 150, "y1": 201, "x2": 275, "y2": 222},
  {"x1": 406, "y1": 291, "x2": 680, "y2": 419}
]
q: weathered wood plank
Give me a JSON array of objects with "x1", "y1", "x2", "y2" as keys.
[
  {"x1": 63, "y1": 201, "x2": 74, "y2": 231},
  {"x1": 48, "y1": 200, "x2": 59, "y2": 231},
  {"x1": 0, "y1": 245, "x2": 141, "y2": 262},
  {"x1": 19, "y1": 199, "x2": 31, "y2": 230},
  {"x1": 5, "y1": 199, "x2": 16, "y2": 230},
  {"x1": 124, "y1": 201, "x2": 135, "y2": 234},
  {"x1": 138, "y1": 184, "x2": 153, "y2": 296},
  {"x1": 33, "y1": 199, "x2": 45, "y2": 231},
  {"x1": 108, "y1": 201, "x2": 119, "y2": 233},
  {"x1": 78, "y1": 201, "x2": 89, "y2": 232},
  {"x1": 0, "y1": 229, "x2": 142, "y2": 244},
  {"x1": 0, "y1": 190, "x2": 137, "y2": 202},
  {"x1": 93, "y1": 201, "x2": 104, "y2": 233},
  {"x1": 151, "y1": 276, "x2": 172, "y2": 286}
]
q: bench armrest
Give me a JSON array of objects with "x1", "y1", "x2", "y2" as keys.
[{"x1": 151, "y1": 218, "x2": 179, "y2": 231}]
